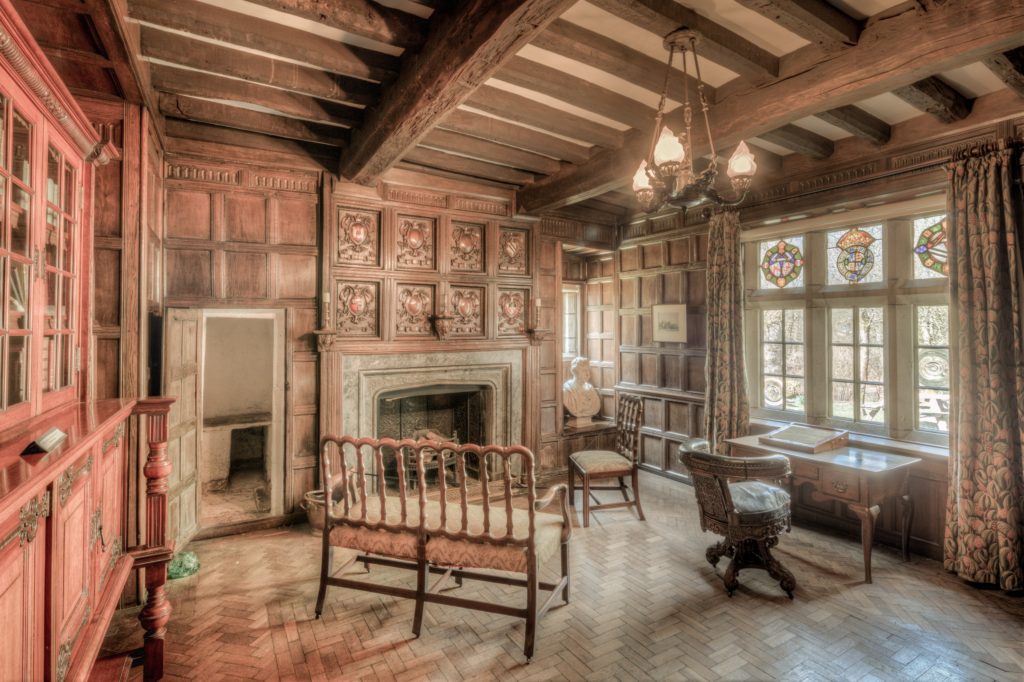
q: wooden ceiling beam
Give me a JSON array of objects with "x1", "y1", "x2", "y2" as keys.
[
  {"x1": 495, "y1": 56, "x2": 655, "y2": 130},
  {"x1": 158, "y1": 92, "x2": 349, "y2": 147},
  {"x1": 420, "y1": 128, "x2": 563, "y2": 175},
  {"x1": 151, "y1": 64, "x2": 362, "y2": 129},
  {"x1": 736, "y1": 0, "x2": 860, "y2": 51},
  {"x1": 39, "y1": 42, "x2": 113, "y2": 68},
  {"x1": 465, "y1": 85, "x2": 624, "y2": 149},
  {"x1": 403, "y1": 146, "x2": 536, "y2": 186},
  {"x1": 244, "y1": 0, "x2": 425, "y2": 49},
  {"x1": 815, "y1": 105, "x2": 890, "y2": 144},
  {"x1": 129, "y1": 0, "x2": 397, "y2": 83},
  {"x1": 757, "y1": 124, "x2": 834, "y2": 159},
  {"x1": 140, "y1": 27, "x2": 378, "y2": 106},
  {"x1": 587, "y1": 0, "x2": 779, "y2": 83},
  {"x1": 893, "y1": 76, "x2": 972, "y2": 123},
  {"x1": 531, "y1": 18, "x2": 714, "y2": 105},
  {"x1": 438, "y1": 109, "x2": 593, "y2": 165},
  {"x1": 165, "y1": 118, "x2": 337, "y2": 169},
  {"x1": 983, "y1": 48, "x2": 1024, "y2": 98},
  {"x1": 517, "y1": 0, "x2": 1024, "y2": 213},
  {"x1": 338, "y1": 0, "x2": 575, "y2": 184}
]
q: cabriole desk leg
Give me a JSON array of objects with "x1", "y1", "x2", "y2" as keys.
[{"x1": 849, "y1": 503, "x2": 880, "y2": 583}]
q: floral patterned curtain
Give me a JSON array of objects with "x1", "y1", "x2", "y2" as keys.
[
  {"x1": 704, "y1": 209, "x2": 749, "y2": 452},
  {"x1": 944, "y1": 141, "x2": 1024, "y2": 591}
]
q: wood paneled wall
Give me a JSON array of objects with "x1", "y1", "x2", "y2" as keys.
[
  {"x1": 617, "y1": 213, "x2": 709, "y2": 480},
  {"x1": 161, "y1": 148, "x2": 320, "y2": 513},
  {"x1": 584, "y1": 255, "x2": 616, "y2": 418}
]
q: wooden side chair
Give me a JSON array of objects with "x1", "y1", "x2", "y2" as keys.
[
  {"x1": 567, "y1": 394, "x2": 644, "y2": 527},
  {"x1": 678, "y1": 442, "x2": 797, "y2": 598}
]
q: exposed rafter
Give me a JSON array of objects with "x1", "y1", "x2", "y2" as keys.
[
  {"x1": 438, "y1": 109, "x2": 593, "y2": 165},
  {"x1": 421, "y1": 128, "x2": 563, "y2": 175},
  {"x1": 736, "y1": 0, "x2": 860, "y2": 51},
  {"x1": 338, "y1": 0, "x2": 575, "y2": 184},
  {"x1": 159, "y1": 93, "x2": 349, "y2": 147},
  {"x1": 893, "y1": 76, "x2": 972, "y2": 124},
  {"x1": 403, "y1": 146, "x2": 536, "y2": 186},
  {"x1": 586, "y1": 0, "x2": 779, "y2": 83},
  {"x1": 758, "y1": 124, "x2": 834, "y2": 159},
  {"x1": 244, "y1": 0, "x2": 425, "y2": 49},
  {"x1": 139, "y1": 27, "x2": 378, "y2": 106},
  {"x1": 815, "y1": 105, "x2": 891, "y2": 144},
  {"x1": 517, "y1": 0, "x2": 1024, "y2": 213},
  {"x1": 983, "y1": 47, "x2": 1024, "y2": 98},
  {"x1": 129, "y1": 0, "x2": 398, "y2": 83}
]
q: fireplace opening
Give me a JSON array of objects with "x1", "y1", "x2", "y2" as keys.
[{"x1": 377, "y1": 384, "x2": 489, "y2": 486}]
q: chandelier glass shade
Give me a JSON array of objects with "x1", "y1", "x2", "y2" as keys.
[{"x1": 632, "y1": 28, "x2": 757, "y2": 213}]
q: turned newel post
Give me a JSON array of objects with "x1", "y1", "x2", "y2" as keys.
[{"x1": 132, "y1": 397, "x2": 175, "y2": 682}]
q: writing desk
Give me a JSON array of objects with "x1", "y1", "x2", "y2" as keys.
[{"x1": 725, "y1": 435, "x2": 921, "y2": 583}]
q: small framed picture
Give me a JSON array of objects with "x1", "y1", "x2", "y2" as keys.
[{"x1": 652, "y1": 304, "x2": 688, "y2": 343}]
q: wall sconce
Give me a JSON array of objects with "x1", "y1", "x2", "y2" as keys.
[
  {"x1": 526, "y1": 296, "x2": 548, "y2": 345},
  {"x1": 429, "y1": 307, "x2": 453, "y2": 342}
]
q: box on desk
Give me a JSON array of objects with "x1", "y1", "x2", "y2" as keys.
[{"x1": 758, "y1": 423, "x2": 849, "y2": 453}]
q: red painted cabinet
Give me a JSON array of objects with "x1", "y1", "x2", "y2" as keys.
[{"x1": 0, "y1": 490, "x2": 47, "y2": 681}]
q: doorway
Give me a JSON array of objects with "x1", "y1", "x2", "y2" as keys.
[{"x1": 198, "y1": 309, "x2": 286, "y2": 528}]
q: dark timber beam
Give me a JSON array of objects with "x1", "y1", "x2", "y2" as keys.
[
  {"x1": 158, "y1": 93, "x2": 349, "y2": 147},
  {"x1": 758, "y1": 124, "x2": 834, "y2": 159},
  {"x1": 983, "y1": 48, "x2": 1024, "y2": 98},
  {"x1": 736, "y1": 0, "x2": 860, "y2": 51},
  {"x1": 516, "y1": 0, "x2": 1024, "y2": 212},
  {"x1": 465, "y1": 85, "x2": 623, "y2": 149},
  {"x1": 815, "y1": 105, "x2": 891, "y2": 144},
  {"x1": 893, "y1": 76, "x2": 972, "y2": 123},
  {"x1": 587, "y1": 0, "x2": 779, "y2": 83},
  {"x1": 403, "y1": 146, "x2": 536, "y2": 186},
  {"x1": 438, "y1": 109, "x2": 593, "y2": 165},
  {"x1": 140, "y1": 27, "x2": 378, "y2": 106},
  {"x1": 338, "y1": 0, "x2": 575, "y2": 184},
  {"x1": 496, "y1": 56, "x2": 655, "y2": 130},
  {"x1": 421, "y1": 129, "x2": 563, "y2": 175},
  {"x1": 244, "y1": 0, "x2": 425, "y2": 49},
  {"x1": 151, "y1": 64, "x2": 362, "y2": 128},
  {"x1": 531, "y1": 19, "x2": 714, "y2": 105},
  {"x1": 129, "y1": 0, "x2": 397, "y2": 83}
]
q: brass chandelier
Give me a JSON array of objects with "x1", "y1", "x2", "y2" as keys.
[{"x1": 632, "y1": 28, "x2": 757, "y2": 213}]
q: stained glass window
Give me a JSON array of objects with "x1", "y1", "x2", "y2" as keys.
[
  {"x1": 913, "y1": 215, "x2": 949, "y2": 279},
  {"x1": 830, "y1": 306, "x2": 885, "y2": 423},
  {"x1": 758, "y1": 236, "x2": 805, "y2": 289},
  {"x1": 761, "y1": 308, "x2": 804, "y2": 412},
  {"x1": 827, "y1": 224, "x2": 883, "y2": 285},
  {"x1": 916, "y1": 305, "x2": 950, "y2": 432}
]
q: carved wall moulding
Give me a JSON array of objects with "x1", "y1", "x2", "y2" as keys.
[
  {"x1": 450, "y1": 195, "x2": 510, "y2": 217},
  {"x1": 383, "y1": 184, "x2": 447, "y2": 208},
  {"x1": 396, "y1": 215, "x2": 436, "y2": 269},
  {"x1": 451, "y1": 222, "x2": 484, "y2": 272},
  {"x1": 539, "y1": 216, "x2": 582, "y2": 240},
  {"x1": 166, "y1": 162, "x2": 240, "y2": 185},
  {"x1": 336, "y1": 207, "x2": 380, "y2": 266},
  {"x1": 335, "y1": 281, "x2": 379, "y2": 337},
  {"x1": 249, "y1": 170, "x2": 318, "y2": 194},
  {"x1": 497, "y1": 288, "x2": 528, "y2": 337},
  {"x1": 396, "y1": 284, "x2": 434, "y2": 336},
  {"x1": 498, "y1": 227, "x2": 529, "y2": 275},
  {"x1": 448, "y1": 286, "x2": 485, "y2": 337}
]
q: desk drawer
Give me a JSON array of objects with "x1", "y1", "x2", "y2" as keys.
[
  {"x1": 823, "y1": 470, "x2": 861, "y2": 502},
  {"x1": 789, "y1": 458, "x2": 819, "y2": 482}
]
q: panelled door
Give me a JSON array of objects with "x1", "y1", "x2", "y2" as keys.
[{"x1": 163, "y1": 308, "x2": 201, "y2": 548}]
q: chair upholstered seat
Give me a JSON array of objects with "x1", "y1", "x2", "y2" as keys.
[
  {"x1": 728, "y1": 480, "x2": 790, "y2": 515},
  {"x1": 569, "y1": 449, "x2": 632, "y2": 475}
]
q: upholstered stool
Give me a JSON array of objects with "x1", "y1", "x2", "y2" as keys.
[{"x1": 678, "y1": 445, "x2": 796, "y2": 597}]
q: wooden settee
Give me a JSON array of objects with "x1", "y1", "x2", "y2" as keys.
[{"x1": 315, "y1": 435, "x2": 572, "y2": 660}]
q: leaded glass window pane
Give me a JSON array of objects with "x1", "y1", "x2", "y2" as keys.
[
  {"x1": 913, "y1": 215, "x2": 949, "y2": 279},
  {"x1": 758, "y1": 236, "x2": 805, "y2": 289},
  {"x1": 829, "y1": 306, "x2": 885, "y2": 423},
  {"x1": 827, "y1": 224, "x2": 884, "y2": 285},
  {"x1": 916, "y1": 305, "x2": 950, "y2": 432},
  {"x1": 761, "y1": 308, "x2": 804, "y2": 412}
]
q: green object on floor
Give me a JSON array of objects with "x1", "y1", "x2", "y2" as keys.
[{"x1": 168, "y1": 551, "x2": 200, "y2": 580}]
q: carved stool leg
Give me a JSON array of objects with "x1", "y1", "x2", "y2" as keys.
[
  {"x1": 706, "y1": 540, "x2": 730, "y2": 567},
  {"x1": 761, "y1": 537, "x2": 796, "y2": 598},
  {"x1": 139, "y1": 563, "x2": 172, "y2": 682}
]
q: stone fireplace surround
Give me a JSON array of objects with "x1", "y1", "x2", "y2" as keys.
[{"x1": 338, "y1": 350, "x2": 524, "y2": 448}]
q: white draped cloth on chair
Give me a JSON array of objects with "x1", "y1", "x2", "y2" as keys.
[{"x1": 704, "y1": 209, "x2": 749, "y2": 452}]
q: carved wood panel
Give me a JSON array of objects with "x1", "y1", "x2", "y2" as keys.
[
  {"x1": 498, "y1": 226, "x2": 529, "y2": 275},
  {"x1": 396, "y1": 284, "x2": 434, "y2": 337},
  {"x1": 335, "y1": 280, "x2": 379, "y2": 337},
  {"x1": 335, "y1": 207, "x2": 380, "y2": 267},
  {"x1": 447, "y1": 285, "x2": 485, "y2": 337},
  {"x1": 497, "y1": 288, "x2": 528, "y2": 337},
  {"x1": 450, "y1": 221, "x2": 484, "y2": 273},
  {"x1": 396, "y1": 214, "x2": 435, "y2": 270}
]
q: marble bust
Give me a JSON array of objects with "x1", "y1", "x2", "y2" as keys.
[{"x1": 563, "y1": 356, "x2": 601, "y2": 426}]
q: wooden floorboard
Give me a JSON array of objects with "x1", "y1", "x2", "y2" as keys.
[{"x1": 104, "y1": 472, "x2": 1024, "y2": 680}]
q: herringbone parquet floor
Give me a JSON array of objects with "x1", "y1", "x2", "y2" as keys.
[{"x1": 105, "y1": 472, "x2": 1024, "y2": 681}]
